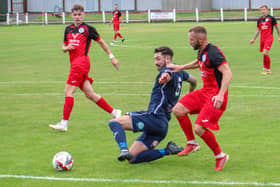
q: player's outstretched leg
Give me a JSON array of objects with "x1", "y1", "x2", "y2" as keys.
[
  {"x1": 130, "y1": 141, "x2": 183, "y2": 164},
  {"x1": 108, "y1": 120, "x2": 132, "y2": 161}
]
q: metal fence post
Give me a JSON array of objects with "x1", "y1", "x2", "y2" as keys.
[
  {"x1": 126, "y1": 10, "x2": 129, "y2": 23},
  {"x1": 270, "y1": 7, "x2": 273, "y2": 16},
  {"x1": 25, "y1": 13, "x2": 28, "y2": 24},
  {"x1": 16, "y1": 12, "x2": 19, "y2": 25},
  {"x1": 244, "y1": 8, "x2": 247, "y2": 22},
  {"x1": 45, "y1": 12, "x2": 48, "y2": 24},
  {"x1": 195, "y1": 8, "x2": 199, "y2": 22},
  {"x1": 102, "y1": 10, "x2": 106, "y2": 23},
  {"x1": 62, "y1": 12, "x2": 65, "y2": 24},
  {"x1": 220, "y1": 8, "x2": 224, "y2": 22},
  {"x1": 148, "y1": 9, "x2": 151, "y2": 23},
  {"x1": 173, "y1": 9, "x2": 176, "y2": 23},
  {"x1": 6, "y1": 13, "x2": 10, "y2": 25}
]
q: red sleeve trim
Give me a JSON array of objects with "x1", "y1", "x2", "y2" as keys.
[
  {"x1": 275, "y1": 23, "x2": 278, "y2": 26},
  {"x1": 63, "y1": 41, "x2": 67, "y2": 44},
  {"x1": 95, "y1": 36, "x2": 101, "y2": 42},
  {"x1": 217, "y1": 61, "x2": 227, "y2": 68}
]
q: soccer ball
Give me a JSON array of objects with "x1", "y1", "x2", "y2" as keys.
[{"x1": 52, "y1": 151, "x2": 74, "y2": 171}]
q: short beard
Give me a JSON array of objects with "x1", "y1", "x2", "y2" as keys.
[{"x1": 192, "y1": 43, "x2": 200, "y2": 50}]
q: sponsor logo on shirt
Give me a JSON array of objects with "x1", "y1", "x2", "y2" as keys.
[
  {"x1": 261, "y1": 22, "x2": 268, "y2": 30},
  {"x1": 137, "y1": 122, "x2": 144, "y2": 130},
  {"x1": 202, "y1": 54, "x2": 206, "y2": 62},
  {"x1": 79, "y1": 28, "x2": 84, "y2": 33},
  {"x1": 72, "y1": 33, "x2": 79, "y2": 39},
  {"x1": 69, "y1": 39, "x2": 80, "y2": 46}
]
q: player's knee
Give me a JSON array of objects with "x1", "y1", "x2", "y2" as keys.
[
  {"x1": 172, "y1": 106, "x2": 185, "y2": 117},
  {"x1": 194, "y1": 125, "x2": 204, "y2": 136},
  {"x1": 64, "y1": 90, "x2": 73, "y2": 97},
  {"x1": 263, "y1": 51, "x2": 269, "y2": 56}
]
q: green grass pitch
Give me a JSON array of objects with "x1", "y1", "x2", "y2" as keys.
[{"x1": 0, "y1": 21, "x2": 279, "y2": 187}]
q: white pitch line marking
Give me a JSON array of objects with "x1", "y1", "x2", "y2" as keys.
[{"x1": 0, "y1": 174, "x2": 280, "y2": 186}]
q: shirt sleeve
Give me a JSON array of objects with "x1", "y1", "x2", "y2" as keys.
[
  {"x1": 257, "y1": 18, "x2": 261, "y2": 29},
  {"x1": 63, "y1": 27, "x2": 68, "y2": 44},
  {"x1": 272, "y1": 16, "x2": 277, "y2": 26},
  {"x1": 118, "y1": 11, "x2": 122, "y2": 17},
  {"x1": 88, "y1": 26, "x2": 100, "y2": 41},
  {"x1": 181, "y1": 71, "x2": 190, "y2": 81},
  {"x1": 208, "y1": 46, "x2": 227, "y2": 68}
]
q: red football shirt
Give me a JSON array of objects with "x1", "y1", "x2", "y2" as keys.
[
  {"x1": 63, "y1": 23, "x2": 100, "y2": 64},
  {"x1": 113, "y1": 10, "x2": 121, "y2": 23},
  {"x1": 257, "y1": 15, "x2": 277, "y2": 41},
  {"x1": 197, "y1": 44, "x2": 227, "y2": 94}
]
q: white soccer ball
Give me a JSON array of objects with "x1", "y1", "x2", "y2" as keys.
[{"x1": 52, "y1": 151, "x2": 74, "y2": 171}]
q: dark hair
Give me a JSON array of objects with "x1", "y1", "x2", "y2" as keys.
[
  {"x1": 154, "y1": 46, "x2": 174, "y2": 59},
  {"x1": 260, "y1": 4, "x2": 268, "y2": 9},
  {"x1": 189, "y1": 26, "x2": 207, "y2": 35},
  {"x1": 71, "y1": 4, "x2": 84, "y2": 13}
]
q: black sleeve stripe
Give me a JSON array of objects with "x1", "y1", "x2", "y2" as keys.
[
  {"x1": 208, "y1": 45, "x2": 226, "y2": 68},
  {"x1": 64, "y1": 27, "x2": 68, "y2": 42}
]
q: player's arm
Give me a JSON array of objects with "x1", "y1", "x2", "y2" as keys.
[
  {"x1": 250, "y1": 28, "x2": 260, "y2": 44},
  {"x1": 159, "y1": 72, "x2": 171, "y2": 84},
  {"x1": 167, "y1": 59, "x2": 199, "y2": 72},
  {"x1": 62, "y1": 28, "x2": 74, "y2": 53},
  {"x1": 185, "y1": 75, "x2": 197, "y2": 92},
  {"x1": 96, "y1": 38, "x2": 119, "y2": 70},
  {"x1": 119, "y1": 15, "x2": 124, "y2": 25},
  {"x1": 275, "y1": 25, "x2": 280, "y2": 41},
  {"x1": 212, "y1": 63, "x2": 232, "y2": 109},
  {"x1": 62, "y1": 43, "x2": 75, "y2": 53}
]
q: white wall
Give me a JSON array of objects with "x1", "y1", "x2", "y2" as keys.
[
  {"x1": 65, "y1": 0, "x2": 98, "y2": 12},
  {"x1": 27, "y1": 0, "x2": 98, "y2": 12},
  {"x1": 101, "y1": 0, "x2": 134, "y2": 11},
  {"x1": 212, "y1": 0, "x2": 280, "y2": 9},
  {"x1": 212, "y1": 0, "x2": 248, "y2": 9},
  {"x1": 138, "y1": 0, "x2": 162, "y2": 10},
  {"x1": 28, "y1": 0, "x2": 62, "y2": 12},
  {"x1": 251, "y1": 0, "x2": 280, "y2": 8}
]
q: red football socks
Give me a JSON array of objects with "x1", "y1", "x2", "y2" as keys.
[
  {"x1": 117, "y1": 33, "x2": 123, "y2": 39},
  {"x1": 263, "y1": 55, "x2": 271, "y2": 70},
  {"x1": 114, "y1": 33, "x2": 117, "y2": 41},
  {"x1": 63, "y1": 96, "x2": 74, "y2": 120},
  {"x1": 96, "y1": 97, "x2": 114, "y2": 113},
  {"x1": 177, "y1": 115, "x2": 195, "y2": 141},
  {"x1": 201, "y1": 130, "x2": 222, "y2": 156},
  {"x1": 263, "y1": 55, "x2": 270, "y2": 69}
]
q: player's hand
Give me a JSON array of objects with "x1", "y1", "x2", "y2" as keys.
[
  {"x1": 159, "y1": 73, "x2": 170, "y2": 84},
  {"x1": 62, "y1": 44, "x2": 75, "y2": 52},
  {"x1": 166, "y1": 64, "x2": 184, "y2": 72},
  {"x1": 212, "y1": 94, "x2": 224, "y2": 109},
  {"x1": 67, "y1": 44, "x2": 75, "y2": 51},
  {"x1": 278, "y1": 37, "x2": 280, "y2": 41},
  {"x1": 249, "y1": 39, "x2": 255, "y2": 45},
  {"x1": 111, "y1": 58, "x2": 119, "y2": 70}
]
